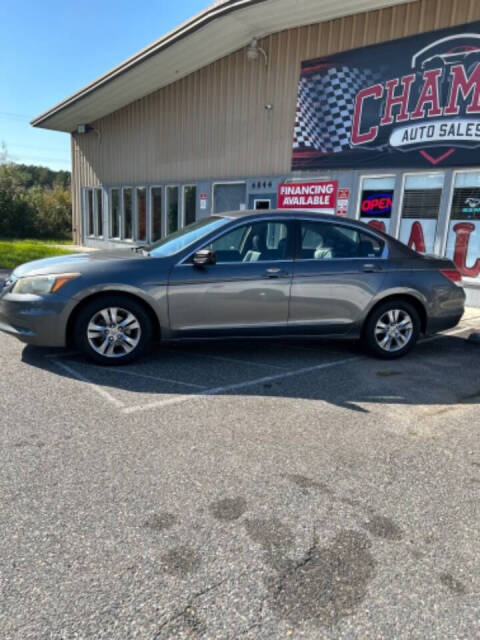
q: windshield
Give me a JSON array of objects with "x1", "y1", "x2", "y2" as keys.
[{"x1": 149, "y1": 216, "x2": 231, "y2": 257}]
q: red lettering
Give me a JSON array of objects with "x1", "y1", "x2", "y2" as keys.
[
  {"x1": 444, "y1": 63, "x2": 480, "y2": 116},
  {"x1": 453, "y1": 222, "x2": 480, "y2": 277},
  {"x1": 407, "y1": 221, "x2": 426, "y2": 253},
  {"x1": 367, "y1": 220, "x2": 386, "y2": 232},
  {"x1": 379, "y1": 74, "x2": 415, "y2": 126},
  {"x1": 411, "y1": 69, "x2": 443, "y2": 119},
  {"x1": 351, "y1": 84, "x2": 383, "y2": 145}
]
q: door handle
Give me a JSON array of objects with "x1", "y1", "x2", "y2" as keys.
[
  {"x1": 362, "y1": 263, "x2": 383, "y2": 273},
  {"x1": 263, "y1": 268, "x2": 289, "y2": 278}
]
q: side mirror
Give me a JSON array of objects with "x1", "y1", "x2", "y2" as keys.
[{"x1": 192, "y1": 248, "x2": 216, "y2": 266}]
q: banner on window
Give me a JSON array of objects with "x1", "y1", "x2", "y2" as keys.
[{"x1": 292, "y1": 21, "x2": 480, "y2": 170}]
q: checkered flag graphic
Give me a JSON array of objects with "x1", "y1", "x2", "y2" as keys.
[{"x1": 293, "y1": 66, "x2": 381, "y2": 154}]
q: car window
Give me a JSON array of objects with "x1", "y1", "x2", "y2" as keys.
[
  {"x1": 299, "y1": 221, "x2": 384, "y2": 260},
  {"x1": 204, "y1": 221, "x2": 289, "y2": 263},
  {"x1": 150, "y1": 216, "x2": 230, "y2": 257}
]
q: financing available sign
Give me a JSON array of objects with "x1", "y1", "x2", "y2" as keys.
[
  {"x1": 277, "y1": 180, "x2": 337, "y2": 210},
  {"x1": 292, "y1": 21, "x2": 480, "y2": 169}
]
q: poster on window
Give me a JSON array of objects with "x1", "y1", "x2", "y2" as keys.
[{"x1": 292, "y1": 21, "x2": 480, "y2": 170}]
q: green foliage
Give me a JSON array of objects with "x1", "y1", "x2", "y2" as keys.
[
  {"x1": 0, "y1": 161, "x2": 72, "y2": 240},
  {"x1": 0, "y1": 239, "x2": 74, "y2": 270}
]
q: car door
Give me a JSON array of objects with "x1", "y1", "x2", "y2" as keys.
[
  {"x1": 289, "y1": 219, "x2": 387, "y2": 334},
  {"x1": 168, "y1": 218, "x2": 294, "y2": 336}
]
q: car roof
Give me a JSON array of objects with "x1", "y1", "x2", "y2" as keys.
[{"x1": 216, "y1": 209, "x2": 350, "y2": 221}]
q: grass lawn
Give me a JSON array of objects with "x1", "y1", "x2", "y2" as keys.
[{"x1": 0, "y1": 239, "x2": 75, "y2": 270}]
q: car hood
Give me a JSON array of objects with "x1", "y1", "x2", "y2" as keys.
[{"x1": 12, "y1": 249, "x2": 150, "y2": 278}]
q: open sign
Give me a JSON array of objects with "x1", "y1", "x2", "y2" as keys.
[{"x1": 360, "y1": 190, "x2": 394, "y2": 218}]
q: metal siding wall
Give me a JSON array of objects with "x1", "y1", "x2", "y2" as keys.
[{"x1": 72, "y1": 0, "x2": 480, "y2": 214}]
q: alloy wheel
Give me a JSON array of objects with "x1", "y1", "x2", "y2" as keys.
[
  {"x1": 374, "y1": 309, "x2": 414, "y2": 353},
  {"x1": 86, "y1": 306, "x2": 141, "y2": 358}
]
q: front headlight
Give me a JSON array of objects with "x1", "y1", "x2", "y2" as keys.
[{"x1": 12, "y1": 273, "x2": 80, "y2": 295}]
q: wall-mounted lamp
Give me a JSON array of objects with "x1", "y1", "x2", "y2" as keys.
[
  {"x1": 246, "y1": 37, "x2": 268, "y2": 68},
  {"x1": 76, "y1": 123, "x2": 93, "y2": 134}
]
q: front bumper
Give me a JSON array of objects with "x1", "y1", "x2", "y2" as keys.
[{"x1": 0, "y1": 289, "x2": 72, "y2": 347}]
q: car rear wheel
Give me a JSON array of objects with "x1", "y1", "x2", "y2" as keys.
[
  {"x1": 74, "y1": 295, "x2": 152, "y2": 365},
  {"x1": 362, "y1": 300, "x2": 420, "y2": 359}
]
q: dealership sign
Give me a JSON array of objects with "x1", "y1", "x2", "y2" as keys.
[
  {"x1": 277, "y1": 181, "x2": 337, "y2": 209},
  {"x1": 292, "y1": 21, "x2": 480, "y2": 169}
]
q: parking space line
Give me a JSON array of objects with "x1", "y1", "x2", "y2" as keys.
[
  {"x1": 98, "y1": 367, "x2": 207, "y2": 389},
  {"x1": 164, "y1": 348, "x2": 288, "y2": 370},
  {"x1": 122, "y1": 355, "x2": 362, "y2": 414},
  {"x1": 53, "y1": 358, "x2": 125, "y2": 409}
]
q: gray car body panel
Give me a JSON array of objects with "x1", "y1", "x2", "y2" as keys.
[{"x1": 0, "y1": 210, "x2": 465, "y2": 348}]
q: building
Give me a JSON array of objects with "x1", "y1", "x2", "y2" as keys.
[{"x1": 32, "y1": 0, "x2": 480, "y2": 305}]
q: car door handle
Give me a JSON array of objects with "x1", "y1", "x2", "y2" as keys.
[
  {"x1": 263, "y1": 268, "x2": 289, "y2": 278},
  {"x1": 362, "y1": 263, "x2": 383, "y2": 273}
]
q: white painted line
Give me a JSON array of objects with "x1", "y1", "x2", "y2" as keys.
[
  {"x1": 122, "y1": 355, "x2": 361, "y2": 415},
  {"x1": 53, "y1": 358, "x2": 125, "y2": 409},
  {"x1": 98, "y1": 367, "x2": 207, "y2": 389},
  {"x1": 164, "y1": 348, "x2": 288, "y2": 370}
]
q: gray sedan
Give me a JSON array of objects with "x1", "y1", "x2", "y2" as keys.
[{"x1": 0, "y1": 211, "x2": 465, "y2": 364}]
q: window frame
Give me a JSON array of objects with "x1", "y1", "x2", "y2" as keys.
[
  {"x1": 182, "y1": 184, "x2": 197, "y2": 227},
  {"x1": 166, "y1": 184, "x2": 180, "y2": 235},
  {"x1": 122, "y1": 186, "x2": 134, "y2": 242},
  {"x1": 356, "y1": 174, "x2": 396, "y2": 222},
  {"x1": 150, "y1": 185, "x2": 164, "y2": 242},
  {"x1": 110, "y1": 187, "x2": 122, "y2": 240},
  {"x1": 294, "y1": 217, "x2": 388, "y2": 261},
  {"x1": 84, "y1": 187, "x2": 103, "y2": 238},
  {"x1": 134, "y1": 185, "x2": 148, "y2": 243}
]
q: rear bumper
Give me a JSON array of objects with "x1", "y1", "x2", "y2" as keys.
[
  {"x1": 425, "y1": 285, "x2": 465, "y2": 334},
  {"x1": 0, "y1": 292, "x2": 71, "y2": 347}
]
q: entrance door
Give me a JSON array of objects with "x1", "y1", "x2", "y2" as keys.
[
  {"x1": 289, "y1": 219, "x2": 387, "y2": 334},
  {"x1": 168, "y1": 219, "x2": 294, "y2": 335}
]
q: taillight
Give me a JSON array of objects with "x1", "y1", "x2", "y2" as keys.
[{"x1": 440, "y1": 269, "x2": 462, "y2": 284}]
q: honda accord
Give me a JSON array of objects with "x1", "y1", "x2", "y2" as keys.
[{"x1": 0, "y1": 211, "x2": 465, "y2": 364}]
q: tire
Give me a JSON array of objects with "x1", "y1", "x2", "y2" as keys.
[
  {"x1": 74, "y1": 294, "x2": 153, "y2": 365},
  {"x1": 362, "y1": 300, "x2": 420, "y2": 359}
]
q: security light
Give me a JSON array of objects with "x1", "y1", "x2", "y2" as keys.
[{"x1": 246, "y1": 37, "x2": 268, "y2": 67}]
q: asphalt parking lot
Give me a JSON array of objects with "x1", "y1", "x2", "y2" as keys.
[{"x1": 1, "y1": 310, "x2": 480, "y2": 639}]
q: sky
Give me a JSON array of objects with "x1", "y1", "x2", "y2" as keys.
[{"x1": 0, "y1": 0, "x2": 209, "y2": 171}]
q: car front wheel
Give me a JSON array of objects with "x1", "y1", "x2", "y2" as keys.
[
  {"x1": 362, "y1": 300, "x2": 420, "y2": 359},
  {"x1": 74, "y1": 295, "x2": 152, "y2": 365}
]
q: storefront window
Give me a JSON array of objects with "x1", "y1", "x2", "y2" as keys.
[
  {"x1": 111, "y1": 188, "x2": 120, "y2": 239},
  {"x1": 136, "y1": 187, "x2": 147, "y2": 242},
  {"x1": 359, "y1": 177, "x2": 394, "y2": 234},
  {"x1": 167, "y1": 186, "x2": 179, "y2": 235},
  {"x1": 183, "y1": 185, "x2": 196, "y2": 226},
  {"x1": 123, "y1": 188, "x2": 133, "y2": 240},
  {"x1": 86, "y1": 189, "x2": 94, "y2": 236},
  {"x1": 446, "y1": 172, "x2": 480, "y2": 280},
  {"x1": 399, "y1": 174, "x2": 444, "y2": 254},
  {"x1": 95, "y1": 189, "x2": 103, "y2": 237},
  {"x1": 151, "y1": 187, "x2": 162, "y2": 242}
]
